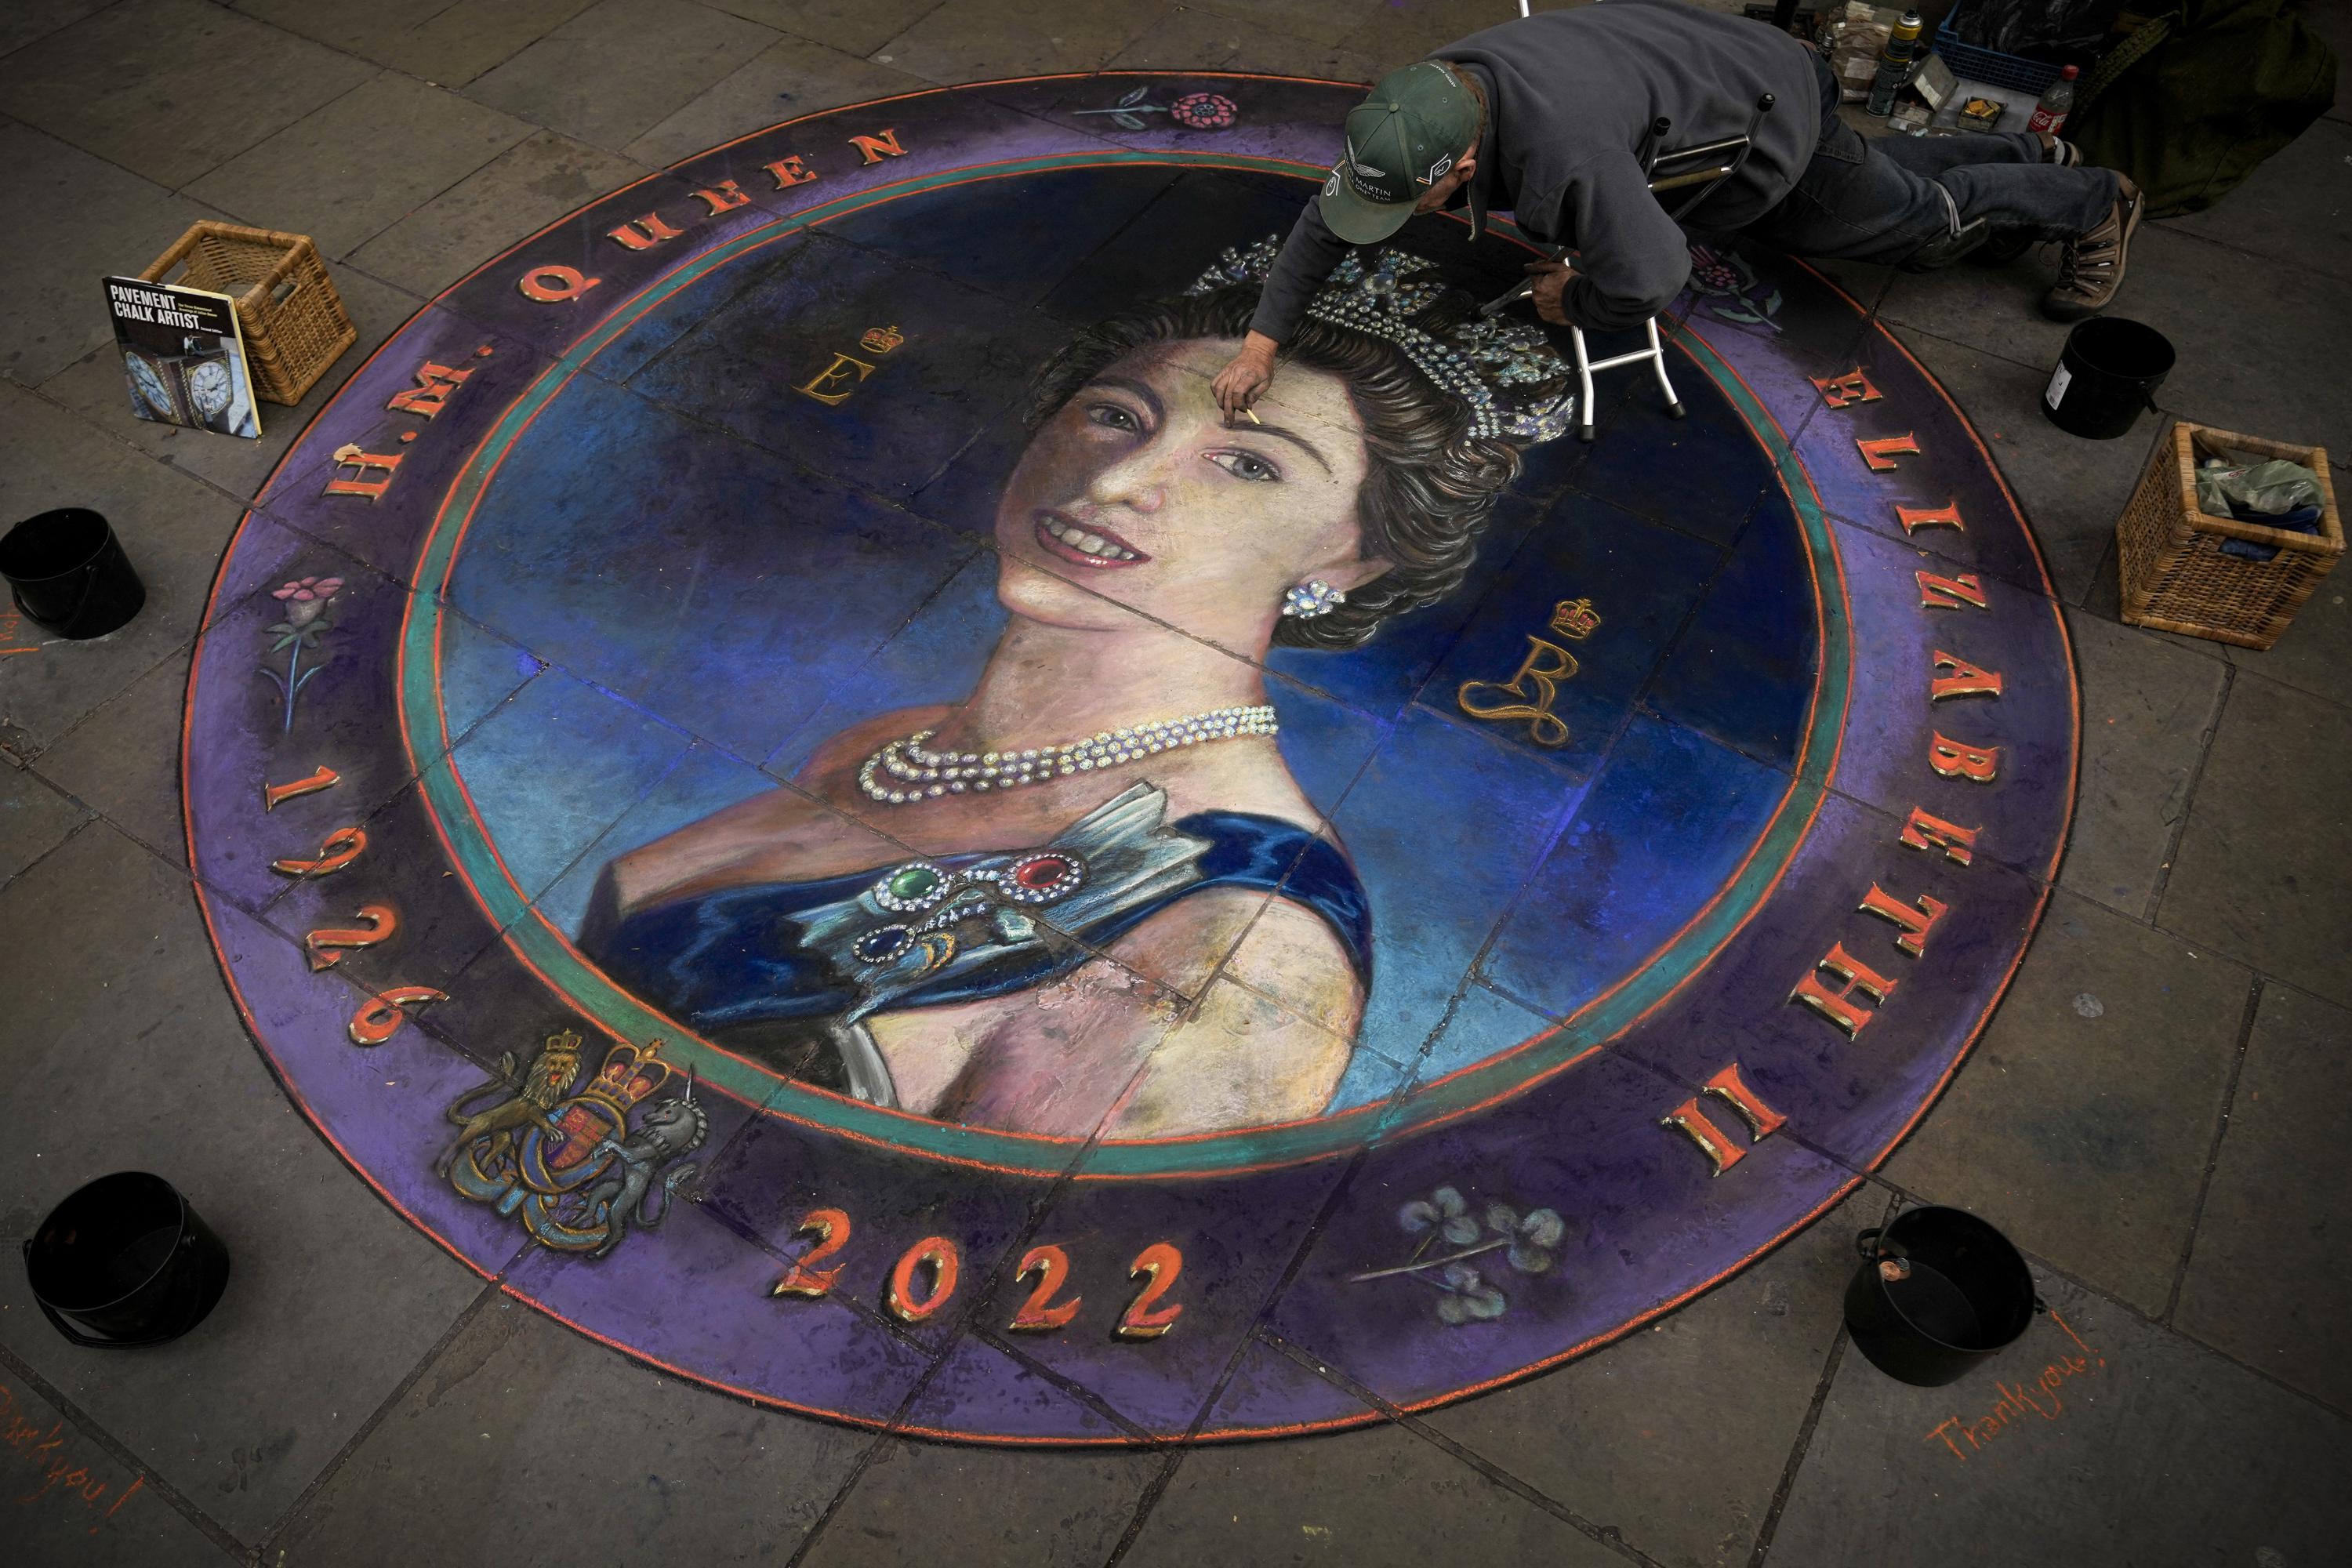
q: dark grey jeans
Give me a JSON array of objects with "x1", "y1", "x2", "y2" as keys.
[{"x1": 1746, "y1": 59, "x2": 2117, "y2": 266}]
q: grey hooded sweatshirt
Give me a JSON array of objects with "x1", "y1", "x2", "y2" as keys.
[{"x1": 1247, "y1": 0, "x2": 1824, "y2": 342}]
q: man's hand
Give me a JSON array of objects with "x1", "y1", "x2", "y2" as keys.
[
  {"x1": 1214, "y1": 332, "x2": 1280, "y2": 422},
  {"x1": 1524, "y1": 259, "x2": 1577, "y2": 326}
]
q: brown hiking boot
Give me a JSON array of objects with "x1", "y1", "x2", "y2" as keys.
[{"x1": 2043, "y1": 175, "x2": 2143, "y2": 321}]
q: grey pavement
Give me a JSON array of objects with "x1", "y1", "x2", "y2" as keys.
[{"x1": 2, "y1": 2, "x2": 2347, "y2": 1565}]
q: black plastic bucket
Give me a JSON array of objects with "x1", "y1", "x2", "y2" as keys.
[
  {"x1": 1844, "y1": 1206, "x2": 2040, "y2": 1385},
  {"x1": 2042, "y1": 317, "x2": 2174, "y2": 441},
  {"x1": 0, "y1": 508, "x2": 146, "y2": 640},
  {"x1": 22, "y1": 1172, "x2": 230, "y2": 1348}
]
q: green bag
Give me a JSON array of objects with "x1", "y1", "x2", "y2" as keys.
[{"x1": 2072, "y1": 0, "x2": 2338, "y2": 216}]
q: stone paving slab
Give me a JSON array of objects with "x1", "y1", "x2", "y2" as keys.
[
  {"x1": 2187, "y1": 581, "x2": 2352, "y2": 717},
  {"x1": 347, "y1": 129, "x2": 655, "y2": 299},
  {"x1": 0, "y1": 0, "x2": 377, "y2": 191},
  {"x1": 183, "y1": 73, "x2": 539, "y2": 263},
  {"x1": 1882, "y1": 889, "x2": 2250, "y2": 1317},
  {"x1": 1108, "y1": 7, "x2": 1254, "y2": 71},
  {"x1": 465, "y1": 0, "x2": 783, "y2": 154},
  {"x1": 2161, "y1": 671, "x2": 2352, "y2": 1009},
  {"x1": 800, "y1": 1388, "x2": 1159, "y2": 1567},
  {"x1": 1198, "y1": 0, "x2": 1387, "y2": 49},
  {"x1": 2175, "y1": 982, "x2": 2352, "y2": 1416},
  {"x1": 1871, "y1": 254, "x2": 2074, "y2": 376},
  {"x1": 718, "y1": 0, "x2": 952, "y2": 60},
  {"x1": 1129, "y1": 16, "x2": 1381, "y2": 82},
  {"x1": 276, "y1": 0, "x2": 606, "y2": 89},
  {"x1": 0, "y1": 0, "x2": 108, "y2": 58},
  {"x1": 0, "y1": 383, "x2": 249, "y2": 759},
  {"x1": 2118, "y1": 227, "x2": 2350, "y2": 459},
  {"x1": 0, "y1": 823, "x2": 488, "y2": 1546},
  {"x1": 1767, "y1": 1272, "x2": 2352, "y2": 1566},
  {"x1": 28, "y1": 640, "x2": 194, "y2": 869},
  {"x1": 1800, "y1": 253, "x2": 1895, "y2": 318},
  {"x1": 1343, "y1": 0, "x2": 1534, "y2": 64},
  {"x1": 227, "y1": 0, "x2": 607, "y2": 85},
  {"x1": 0, "y1": 765, "x2": 88, "y2": 886},
  {"x1": 2310, "y1": 2, "x2": 2352, "y2": 126},
  {"x1": 0, "y1": 1368, "x2": 241, "y2": 1568},
  {"x1": 1428, "y1": 1184, "x2": 1885, "y2": 1568},
  {"x1": 267, "y1": 1297, "x2": 870, "y2": 1565},
  {"x1": 2056, "y1": 607, "x2": 2229, "y2": 920},
  {"x1": 2162, "y1": 114, "x2": 2352, "y2": 286},
  {"x1": 874, "y1": 0, "x2": 1175, "y2": 82},
  {"x1": 0, "y1": 120, "x2": 228, "y2": 388},
  {"x1": 623, "y1": 33, "x2": 931, "y2": 169},
  {"x1": 1127, "y1": 1400, "x2": 1630, "y2": 1566},
  {"x1": 1886, "y1": 326, "x2": 2167, "y2": 608},
  {"x1": 227, "y1": 0, "x2": 477, "y2": 70}
]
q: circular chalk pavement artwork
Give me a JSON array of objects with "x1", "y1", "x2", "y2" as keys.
[{"x1": 185, "y1": 75, "x2": 2077, "y2": 1442}]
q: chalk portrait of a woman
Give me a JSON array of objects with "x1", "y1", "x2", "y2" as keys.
[{"x1": 577, "y1": 242, "x2": 1573, "y2": 1140}]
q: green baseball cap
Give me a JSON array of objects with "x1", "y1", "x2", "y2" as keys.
[{"x1": 1318, "y1": 61, "x2": 1482, "y2": 244}]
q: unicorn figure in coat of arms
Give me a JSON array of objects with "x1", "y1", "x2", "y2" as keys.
[{"x1": 440, "y1": 1031, "x2": 707, "y2": 1257}]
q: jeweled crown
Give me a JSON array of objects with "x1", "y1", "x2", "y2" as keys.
[
  {"x1": 1186, "y1": 237, "x2": 1574, "y2": 445},
  {"x1": 1550, "y1": 597, "x2": 1602, "y2": 640},
  {"x1": 581, "y1": 1038, "x2": 674, "y2": 1116}
]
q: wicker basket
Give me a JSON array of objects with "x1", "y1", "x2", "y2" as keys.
[
  {"x1": 138, "y1": 223, "x2": 355, "y2": 405},
  {"x1": 2115, "y1": 423, "x2": 2342, "y2": 650}
]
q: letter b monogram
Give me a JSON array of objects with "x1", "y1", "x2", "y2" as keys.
[{"x1": 1457, "y1": 637, "x2": 1577, "y2": 747}]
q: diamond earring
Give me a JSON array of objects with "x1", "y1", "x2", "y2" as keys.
[{"x1": 1282, "y1": 579, "x2": 1345, "y2": 619}]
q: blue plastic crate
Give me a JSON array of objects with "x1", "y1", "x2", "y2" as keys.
[{"x1": 1934, "y1": 9, "x2": 2063, "y2": 98}]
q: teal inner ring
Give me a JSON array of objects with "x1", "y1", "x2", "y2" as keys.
[{"x1": 397, "y1": 150, "x2": 1850, "y2": 1180}]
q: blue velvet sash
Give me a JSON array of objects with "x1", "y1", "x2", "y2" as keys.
[{"x1": 577, "y1": 811, "x2": 1370, "y2": 1037}]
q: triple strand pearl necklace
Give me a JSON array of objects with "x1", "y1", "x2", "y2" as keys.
[{"x1": 856, "y1": 704, "x2": 1279, "y2": 804}]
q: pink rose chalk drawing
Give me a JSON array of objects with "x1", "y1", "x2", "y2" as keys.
[
  {"x1": 1075, "y1": 89, "x2": 1240, "y2": 131},
  {"x1": 259, "y1": 575, "x2": 343, "y2": 731}
]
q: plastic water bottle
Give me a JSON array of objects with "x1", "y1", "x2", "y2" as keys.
[
  {"x1": 1867, "y1": 11, "x2": 1926, "y2": 118},
  {"x1": 2028, "y1": 65, "x2": 2080, "y2": 136}
]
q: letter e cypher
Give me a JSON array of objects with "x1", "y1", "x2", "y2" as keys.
[
  {"x1": 1810, "y1": 367, "x2": 1882, "y2": 408},
  {"x1": 1899, "y1": 806, "x2": 1980, "y2": 866}
]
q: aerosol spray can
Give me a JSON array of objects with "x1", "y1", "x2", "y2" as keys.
[{"x1": 1867, "y1": 9, "x2": 1926, "y2": 118}]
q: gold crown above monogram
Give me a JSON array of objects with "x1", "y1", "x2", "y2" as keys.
[
  {"x1": 579, "y1": 1038, "x2": 675, "y2": 1116},
  {"x1": 858, "y1": 324, "x2": 905, "y2": 354},
  {"x1": 1550, "y1": 598, "x2": 1602, "y2": 640}
]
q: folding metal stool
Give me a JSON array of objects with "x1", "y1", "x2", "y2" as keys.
[{"x1": 1480, "y1": 3, "x2": 1776, "y2": 440}]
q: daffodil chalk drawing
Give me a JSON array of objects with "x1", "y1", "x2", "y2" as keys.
[{"x1": 183, "y1": 74, "x2": 2078, "y2": 1443}]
